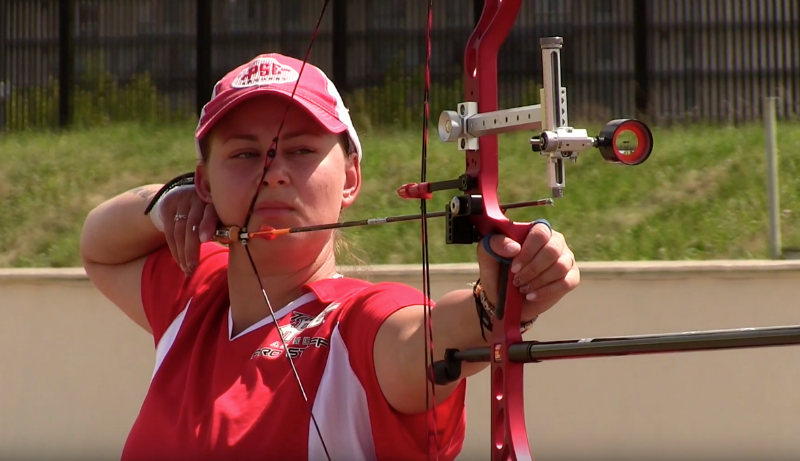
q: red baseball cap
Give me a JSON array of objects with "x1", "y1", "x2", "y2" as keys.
[{"x1": 194, "y1": 53, "x2": 362, "y2": 161}]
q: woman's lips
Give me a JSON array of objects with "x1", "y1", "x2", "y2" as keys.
[{"x1": 253, "y1": 201, "x2": 294, "y2": 218}]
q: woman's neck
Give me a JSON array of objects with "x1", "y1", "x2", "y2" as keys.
[{"x1": 225, "y1": 241, "x2": 338, "y2": 336}]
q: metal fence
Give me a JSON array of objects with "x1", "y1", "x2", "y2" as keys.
[{"x1": 1, "y1": 0, "x2": 798, "y2": 133}]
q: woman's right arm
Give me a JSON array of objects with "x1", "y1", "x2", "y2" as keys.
[
  {"x1": 81, "y1": 183, "x2": 219, "y2": 333},
  {"x1": 80, "y1": 185, "x2": 168, "y2": 333}
]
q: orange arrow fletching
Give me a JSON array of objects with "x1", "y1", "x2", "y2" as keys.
[{"x1": 248, "y1": 225, "x2": 291, "y2": 240}]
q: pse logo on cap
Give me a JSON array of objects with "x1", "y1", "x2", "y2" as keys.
[{"x1": 231, "y1": 56, "x2": 300, "y2": 88}]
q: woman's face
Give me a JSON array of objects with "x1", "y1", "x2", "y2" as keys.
[{"x1": 197, "y1": 94, "x2": 360, "y2": 264}]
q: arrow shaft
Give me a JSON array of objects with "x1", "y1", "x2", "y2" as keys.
[{"x1": 245, "y1": 198, "x2": 554, "y2": 239}]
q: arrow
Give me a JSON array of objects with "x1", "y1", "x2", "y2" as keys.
[{"x1": 214, "y1": 198, "x2": 554, "y2": 243}]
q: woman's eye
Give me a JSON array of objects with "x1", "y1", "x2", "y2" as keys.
[
  {"x1": 234, "y1": 151, "x2": 261, "y2": 159},
  {"x1": 231, "y1": 147, "x2": 315, "y2": 159},
  {"x1": 289, "y1": 148, "x2": 315, "y2": 155}
]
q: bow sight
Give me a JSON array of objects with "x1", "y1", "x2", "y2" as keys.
[{"x1": 438, "y1": 36, "x2": 653, "y2": 200}]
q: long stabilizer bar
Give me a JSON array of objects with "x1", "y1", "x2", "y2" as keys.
[{"x1": 430, "y1": 325, "x2": 800, "y2": 384}]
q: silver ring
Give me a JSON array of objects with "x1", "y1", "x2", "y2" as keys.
[{"x1": 174, "y1": 214, "x2": 188, "y2": 222}]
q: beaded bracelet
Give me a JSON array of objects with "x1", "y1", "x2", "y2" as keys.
[{"x1": 471, "y1": 279, "x2": 536, "y2": 340}]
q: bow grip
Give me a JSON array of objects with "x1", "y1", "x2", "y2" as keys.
[{"x1": 473, "y1": 216, "x2": 535, "y2": 461}]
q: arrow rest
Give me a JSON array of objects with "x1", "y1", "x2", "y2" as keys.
[{"x1": 446, "y1": 195, "x2": 485, "y2": 244}]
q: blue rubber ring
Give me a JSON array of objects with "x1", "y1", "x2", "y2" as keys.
[
  {"x1": 481, "y1": 220, "x2": 553, "y2": 265},
  {"x1": 531, "y1": 218, "x2": 552, "y2": 236},
  {"x1": 481, "y1": 233, "x2": 513, "y2": 265}
]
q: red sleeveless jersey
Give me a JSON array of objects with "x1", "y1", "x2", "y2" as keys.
[{"x1": 121, "y1": 243, "x2": 466, "y2": 461}]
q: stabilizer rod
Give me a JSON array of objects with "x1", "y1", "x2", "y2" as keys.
[{"x1": 430, "y1": 325, "x2": 800, "y2": 385}]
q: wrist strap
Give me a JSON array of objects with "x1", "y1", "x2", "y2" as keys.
[
  {"x1": 143, "y1": 172, "x2": 196, "y2": 233},
  {"x1": 143, "y1": 172, "x2": 195, "y2": 215}
]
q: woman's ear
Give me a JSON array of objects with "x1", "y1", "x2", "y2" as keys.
[
  {"x1": 194, "y1": 161, "x2": 213, "y2": 204},
  {"x1": 341, "y1": 153, "x2": 361, "y2": 210}
]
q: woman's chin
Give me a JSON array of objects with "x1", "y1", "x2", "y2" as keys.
[
  {"x1": 230, "y1": 233, "x2": 333, "y2": 274},
  {"x1": 243, "y1": 230, "x2": 332, "y2": 254}
]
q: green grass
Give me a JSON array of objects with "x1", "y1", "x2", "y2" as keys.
[{"x1": 1, "y1": 120, "x2": 799, "y2": 268}]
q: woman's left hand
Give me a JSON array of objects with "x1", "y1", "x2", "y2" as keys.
[{"x1": 476, "y1": 221, "x2": 580, "y2": 322}]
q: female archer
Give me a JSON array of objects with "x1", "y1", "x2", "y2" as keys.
[{"x1": 80, "y1": 53, "x2": 580, "y2": 461}]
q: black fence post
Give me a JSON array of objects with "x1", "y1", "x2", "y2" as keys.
[
  {"x1": 196, "y1": 0, "x2": 212, "y2": 117},
  {"x1": 331, "y1": 0, "x2": 348, "y2": 92},
  {"x1": 58, "y1": 0, "x2": 74, "y2": 129},
  {"x1": 0, "y1": 0, "x2": 7, "y2": 132},
  {"x1": 473, "y1": 0, "x2": 485, "y2": 25},
  {"x1": 632, "y1": 0, "x2": 649, "y2": 119}
]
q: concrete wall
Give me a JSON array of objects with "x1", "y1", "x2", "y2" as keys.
[{"x1": 1, "y1": 261, "x2": 799, "y2": 460}]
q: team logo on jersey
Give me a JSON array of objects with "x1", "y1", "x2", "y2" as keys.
[
  {"x1": 251, "y1": 302, "x2": 339, "y2": 360},
  {"x1": 231, "y1": 57, "x2": 300, "y2": 88}
]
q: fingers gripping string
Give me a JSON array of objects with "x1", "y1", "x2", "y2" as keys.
[{"x1": 236, "y1": 2, "x2": 333, "y2": 461}]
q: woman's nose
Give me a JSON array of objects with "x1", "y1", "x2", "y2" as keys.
[{"x1": 261, "y1": 151, "x2": 290, "y2": 187}]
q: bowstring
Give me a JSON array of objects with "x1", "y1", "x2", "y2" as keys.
[
  {"x1": 237, "y1": 2, "x2": 332, "y2": 460},
  {"x1": 420, "y1": 1, "x2": 440, "y2": 460}
]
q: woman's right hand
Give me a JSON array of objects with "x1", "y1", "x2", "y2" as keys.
[{"x1": 156, "y1": 186, "x2": 219, "y2": 275}]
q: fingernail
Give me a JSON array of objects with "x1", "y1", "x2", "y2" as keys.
[
  {"x1": 511, "y1": 263, "x2": 522, "y2": 273},
  {"x1": 200, "y1": 232, "x2": 210, "y2": 243},
  {"x1": 186, "y1": 263, "x2": 196, "y2": 274},
  {"x1": 505, "y1": 241, "x2": 521, "y2": 253},
  {"x1": 512, "y1": 275, "x2": 522, "y2": 286},
  {"x1": 525, "y1": 292, "x2": 537, "y2": 301},
  {"x1": 519, "y1": 284, "x2": 531, "y2": 294}
]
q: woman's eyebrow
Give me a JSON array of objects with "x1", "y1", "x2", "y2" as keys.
[
  {"x1": 280, "y1": 129, "x2": 322, "y2": 141},
  {"x1": 221, "y1": 133, "x2": 259, "y2": 144},
  {"x1": 220, "y1": 129, "x2": 321, "y2": 144}
]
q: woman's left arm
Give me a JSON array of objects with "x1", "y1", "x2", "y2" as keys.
[{"x1": 373, "y1": 222, "x2": 580, "y2": 414}]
